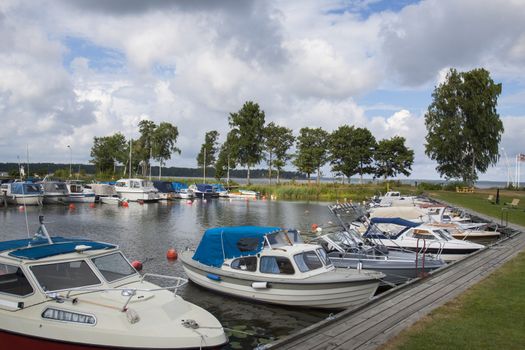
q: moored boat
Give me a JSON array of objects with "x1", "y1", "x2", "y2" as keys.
[
  {"x1": 180, "y1": 226, "x2": 384, "y2": 309},
  {"x1": 0, "y1": 217, "x2": 227, "y2": 349},
  {"x1": 114, "y1": 179, "x2": 159, "y2": 202},
  {"x1": 189, "y1": 184, "x2": 217, "y2": 199},
  {"x1": 66, "y1": 181, "x2": 96, "y2": 203},
  {"x1": 0, "y1": 181, "x2": 43, "y2": 206},
  {"x1": 39, "y1": 178, "x2": 69, "y2": 204},
  {"x1": 152, "y1": 181, "x2": 176, "y2": 200}
]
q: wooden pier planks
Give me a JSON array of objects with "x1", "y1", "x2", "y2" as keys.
[{"x1": 266, "y1": 208, "x2": 525, "y2": 350}]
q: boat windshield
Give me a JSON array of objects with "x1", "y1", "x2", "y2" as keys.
[
  {"x1": 293, "y1": 251, "x2": 323, "y2": 272},
  {"x1": 433, "y1": 229, "x2": 452, "y2": 241},
  {"x1": 0, "y1": 263, "x2": 33, "y2": 296},
  {"x1": 30, "y1": 261, "x2": 101, "y2": 292},
  {"x1": 316, "y1": 248, "x2": 332, "y2": 266},
  {"x1": 266, "y1": 230, "x2": 303, "y2": 246},
  {"x1": 24, "y1": 184, "x2": 42, "y2": 194},
  {"x1": 91, "y1": 252, "x2": 137, "y2": 282}
]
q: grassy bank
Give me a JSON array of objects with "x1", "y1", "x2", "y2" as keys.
[
  {"x1": 382, "y1": 251, "x2": 525, "y2": 350},
  {"x1": 427, "y1": 189, "x2": 525, "y2": 226},
  {"x1": 244, "y1": 183, "x2": 419, "y2": 201}
]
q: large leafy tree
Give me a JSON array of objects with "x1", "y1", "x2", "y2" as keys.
[
  {"x1": 330, "y1": 126, "x2": 376, "y2": 183},
  {"x1": 215, "y1": 131, "x2": 239, "y2": 182},
  {"x1": 425, "y1": 68, "x2": 503, "y2": 185},
  {"x1": 264, "y1": 122, "x2": 295, "y2": 184},
  {"x1": 137, "y1": 120, "x2": 157, "y2": 176},
  {"x1": 293, "y1": 127, "x2": 329, "y2": 184},
  {"x1": 197, "y1": 130, "x2": 220, "y2": 168},
  {"x1": 374, "y1": 136, "x2": 414, "y2": 179},
  {"x1": 90, "y1": 133, "x2": 128, "y2": 175},
  {"x1": 152, "y1": 122, "x2": 180, "y2": 178},
  {"x1": 228, "y1": 101, "x2": 266, "y2": 184}
]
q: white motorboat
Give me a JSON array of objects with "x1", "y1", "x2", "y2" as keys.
[
  {"x1": 39, "y1": 178, "x2": 70, "y2": 204},
  {"x1": 0, "y1": 217, "x2": 227, "y2": 349},
  {"x1": 227, "y1": 189, "x2": 260, "y2": 199},
  {"x1": 171, "y1": 182, "x2": 195, "y2": 199},
  {"x1": 89, "y1": 183, "x2": 125, "y2": 204},
  {"x1": 114, "y1": 179, "x2": 159, "y2": 202},
  {"x1": 364, "y1": 218, "x2": 485, "y2": 262},
  {"x1": 181, "y1": 226, "x2": 384, "y2": 309},
  {"x1": 188, "y1": 184, "x2": 217, "y2": 199},
  {"x1": 152, "y1": 181, "x2": 177, "y2": 201},
  {"x1": 66, "y1": 181, "x2": 96, "y2": 203},
  {"x1": 0, "y1": 181, "x2": 43, "y2": 206}
]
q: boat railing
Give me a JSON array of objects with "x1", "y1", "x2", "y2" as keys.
[{"x1": 46, "y1": 274, "x2": 188, "y2": 312}]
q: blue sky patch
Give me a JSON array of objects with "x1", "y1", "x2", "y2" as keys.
[
  {"x1": 326, "y1": 0, "x2": 421, "y2": 19},
  {"x1": 63, "y1": 36, "x2": 126, "y2": 73}
]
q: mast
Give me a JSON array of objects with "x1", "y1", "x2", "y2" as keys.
[{"x1": 129, "y1": 139, "x2": 132, "y2": 178}]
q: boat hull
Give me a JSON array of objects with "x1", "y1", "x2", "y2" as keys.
[
  {"x1": 42, "y1": 194, "x2": 69, "y2": 204},
  {"x1": 116, "y1": 191, "x2": 159, "y2": 202},
  {"x1": 181, "y1": 252, "x2": 380, "y2": 309},
  {"x1": 6, "y1": 195, "x2": 43, "y2": 206},
  {"x1": 0, "y1": 329, "x2": 223, "y2": 349},
  {"x1": 67, "y1": 195, "x2": 96, "y2": 203}
]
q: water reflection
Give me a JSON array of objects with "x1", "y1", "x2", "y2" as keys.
[{"x1": 0, "y1": 199, "x2": 334, "y2": 348}]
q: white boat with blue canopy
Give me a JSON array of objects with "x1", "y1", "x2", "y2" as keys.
[
  {"x1": 180, "y1": 226, "x2": 384, "y2": 309},
  {"x1": 0, "y1": 181, "x2": 43, "y2": 206},
  {"x1": 0, "y1": 217, "x2": 227, "y2": 349}
]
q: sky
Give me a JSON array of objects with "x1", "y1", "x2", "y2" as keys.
[{"x1": 1, "y1": 0, "x2": 525, "y2": 181}]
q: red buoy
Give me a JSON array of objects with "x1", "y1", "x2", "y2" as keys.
[
  {"x1": 166, "y1": 248, "x2": 178, "y2": 260},
  {"x1": 131, "y1": 260, "x2": 143, "y2": 271},
  {"x1": 68, "y1": 203, "x2": 76, "y2": 210},
  {"x1": 311, "y1": 223, "x2": 319, "y2": 232},
  {"x1": 121, "y1": 201, "x2": 129, "y2": 207},
  {"x1": 89, "y1": 203, "x2": 96, "y2": 208},
  {"x1": 18, "y1": 206, "x2": 25, "y2": 212},
  {"x1": 186, "y1": 200, "x2": 192, "y2": 205}
]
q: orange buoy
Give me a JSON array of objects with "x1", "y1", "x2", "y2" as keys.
[
  {"x1": 89, "y1": 203, "x2": 95, "y2": 208},
  {"x1": 121, "y1": 201, "x2": 129, "y2": 207},
  {"x1": 68, "y1": 203, "x2": 76, "y2": 210},
  {"x1": 166, "y1": 248, "x2": 178, "y2": 260},
  {"x1": 131, "y1": 260, "x2": 143, "y2": 271},
  {"x1": 311, "y1": 223, "x2": 319, "y2": 232}
]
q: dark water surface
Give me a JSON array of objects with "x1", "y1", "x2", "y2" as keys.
[{"x1": 0, "y1": 199, "x2": 336, "y2": 349}]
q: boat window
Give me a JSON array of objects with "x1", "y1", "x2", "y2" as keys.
[
  {"x1": 316, "y1": 248, "x2": 332, "y2": 266},
  {"x1": 287, "y1": 230, "x2": 304, "y2": 244},
  {"x1": 30, "y1": 261, "x2": 101, "y2": 292},
  {"x1": 293, "y1": 251, "x2": 323, "y2": 272},
  {"x1": 131, "y1": 181, "x2": 140, "y2": 188},
  {"x1": 230, "y1": 257, "x2": 257, "y2": 272},
  {"x1": 116, "y1": 182, "x2": 125, "y2": 187},
  {"x1": 411, "y1": 230, "x2": 436, "y2": 240},
  {"x1": 25, "y1": 184, "x2": 41, "y2": 193},
  {"x1": 0, "y1": 263, "x2": 33, "y2": 296},
  {"x1": 260, "y1": 256, "x2": 295, "y2": 275},
  {"x1": 92, "y1": 253, "x2": 136, "y2": 282},
  {"x1": 54, "y1": 183, "x2": 67, "y2": 191}
]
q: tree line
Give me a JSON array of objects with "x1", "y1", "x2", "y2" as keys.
[{"x1": 90, "y1": 68, "x2": 504, "y2": 186}]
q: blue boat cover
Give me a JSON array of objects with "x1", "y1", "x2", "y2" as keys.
[
  {"x1": 171, "y1": 182, "x2": 188, "y2": 192},
  {"x1": 9, "y1": 240, "x2": 116, "y2": 260},
  {"x1": 0, "y1": 237, "x2": 86, "y2": 252},
  {"x1": 370, "y1": 217, "x2": 420, "y2": 228},
  {"x1": 196, "y1": 184, "x2": 214, "y2": 193},
  {"x1": 10, "y1": 182, "x2": 42, "y2": 195},
  {"x1": 192, "y1": 226, "x2": 281, "y2": 267},
  {"x1": 152, "y1": 181, "x2": 174, "y2": 193}
]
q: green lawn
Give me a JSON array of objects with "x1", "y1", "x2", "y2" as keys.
[
  {"x1": 383, "y1": 251, "x2": 525, "y2": 350},
  {"x1": 427, "y1": 190, "x2": 525, "y2": 227}
]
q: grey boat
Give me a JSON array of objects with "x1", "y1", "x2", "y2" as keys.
[{"x1": 314, "y1": 203, "x2": 446, "y2": 285}]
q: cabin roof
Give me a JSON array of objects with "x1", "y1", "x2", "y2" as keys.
[{"x1": 0, "y1": 237, "x2": 116, "y2": 261}]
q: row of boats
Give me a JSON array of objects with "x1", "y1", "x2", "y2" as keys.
[
  {"x1": 0, "y1": 191, "x2": 502, "y2": 349},
  {"x1": 0, "y1": 177, "x2": 260, "y2": 206}
]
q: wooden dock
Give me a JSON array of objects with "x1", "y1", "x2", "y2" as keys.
[{"x1": 265, "y1": 207, "x2": 525, "y2": 350}]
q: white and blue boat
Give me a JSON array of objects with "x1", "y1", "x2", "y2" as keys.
[
  {"x1": 189, "y1": 184, "x2": 217, "y2": 199},
  {"x1": 0, "y1": 217, "x2": 227, "y2": 349},
  {"x1": 181, "y1": 226, "x2": 384, "y2": 309},
  {"x1": 0, "y1": 181, "x2": 43, "y2": 206},
  {"x1": 66, "y1": 181, "x2": 96, "y2": 203}
]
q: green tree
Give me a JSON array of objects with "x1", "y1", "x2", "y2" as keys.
[
  {"x1": 152, "y1": 122, "x2": 180, "y2": 178},
  {"x1": 215, "y1": 131, "x2": 239, "y2": 182},
  {"x1": 264, "y1": 122, "x2": 295, "y2": 184},
  {"x1": 330, "y1": 126, "x2": 376, "y2": 183},
  {"x1": 197, "y1": 130, "x2": 220, "y2": 168},
  {"x1": 137, "y1": 120, "x2": 157, "y2": 176},
  {"x1": 293, "y1": 127, "x2": 329, "y2": 184},
  {"x1": 228, "y1": 101, "x2": 266, "y2": 184},
  {"x1": 374, "y1": 136, "x2": 414, "y2": 179},
  {"x1": 90, "y1": 136, "x2": 114, "y2": 173},
  {"x1": 425, "y1": 68, "x2": 504, "y2": 185}
]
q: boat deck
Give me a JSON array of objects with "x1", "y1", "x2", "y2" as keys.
[{"x1": 265, "y1": 205, "x2": 525, "y2": 350}]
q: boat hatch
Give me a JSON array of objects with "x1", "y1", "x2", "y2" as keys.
[{"x1": 9, "y1": 241, "x2": 116, "y2": 260}]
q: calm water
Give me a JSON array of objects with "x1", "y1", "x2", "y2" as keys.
[{"x1": 0, "y1": 199, "x2": 336, "y2": 349}]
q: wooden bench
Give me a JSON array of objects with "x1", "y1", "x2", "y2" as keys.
[{"x1": 504, "y1": 198, "x2": 520, "y2": 208}]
